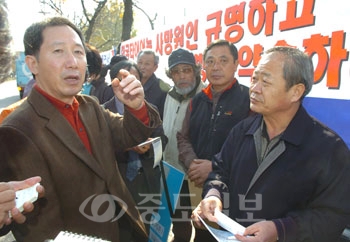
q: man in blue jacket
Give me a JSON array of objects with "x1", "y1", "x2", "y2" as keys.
[{"x1": 192, "y1": 46, "x2": 350, "y2": 242}]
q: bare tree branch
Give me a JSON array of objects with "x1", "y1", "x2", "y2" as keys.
[
  {"x1": 38, "y1": 0, "x2": 156, "y2": 49},
  {"x1": 39, "y1": 0, "x2": 63, "y2": 15},
  {"x1": 82, "y1": 0, "x2": 108, "y2": 43},
  {"x1": 133, "y1": 3, "x2": 157, "y2": 30}
]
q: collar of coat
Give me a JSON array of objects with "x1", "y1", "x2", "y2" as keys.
[{"x1": 202, "y1": 78, "x2": 237, "y2": 100}]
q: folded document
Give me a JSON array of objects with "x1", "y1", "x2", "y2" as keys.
[{"x1": 196, "y1": 209, "x2": 246, "y2": 242}]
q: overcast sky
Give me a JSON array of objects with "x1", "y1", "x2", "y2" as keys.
[{"x1": 7, "y1": 0, "x2": 42, "y2": 51}]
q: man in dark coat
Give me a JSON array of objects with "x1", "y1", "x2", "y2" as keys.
[{"x1": 192, "y1": 46, "x2": 350, "y2": 242}]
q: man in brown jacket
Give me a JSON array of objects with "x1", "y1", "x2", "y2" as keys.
[{"x1": 0, "y1": 17, "x2": 161, "y2": 242}]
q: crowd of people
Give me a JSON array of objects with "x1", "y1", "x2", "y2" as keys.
[{"x1": 0, "y1": 5, "x2": 350, "y2": 242}]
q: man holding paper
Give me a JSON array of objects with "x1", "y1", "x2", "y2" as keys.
[{"x1": 192, "y1": 46, "x2": 350, "y2": 242}]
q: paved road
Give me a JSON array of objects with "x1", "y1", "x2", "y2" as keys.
[{"x1": 0, "y1": 79, "x2": 20, "y2": 110}]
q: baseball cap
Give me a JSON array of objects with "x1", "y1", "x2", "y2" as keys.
[{"x1": 168, "y1": 48, "x2": 196, "y2": 69}]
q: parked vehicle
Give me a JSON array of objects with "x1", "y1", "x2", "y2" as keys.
[{"x1": 15, "y1": 52, "x2": 31, "y2": 99}]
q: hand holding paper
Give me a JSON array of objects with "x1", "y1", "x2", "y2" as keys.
[
  {"x1": 194, "y1": 209, "x2": 246, "y2": 242},
  {"x1": 136, "y1": 137, "x2": 162, "y2": 168}
]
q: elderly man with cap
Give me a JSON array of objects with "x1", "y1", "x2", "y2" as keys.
[{"x1": 163, "y1": 48, "x2": 206, "y2": 242}]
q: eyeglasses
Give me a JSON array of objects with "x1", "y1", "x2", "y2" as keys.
[
  {"x1": 204, "y1": 58, "x2": 230, "y2": 68},
  {"x1": 171, "y1": 67, "x2": 193, "y2": 75}
]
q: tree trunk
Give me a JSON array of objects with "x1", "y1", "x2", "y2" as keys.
[{"x1": 122, "y1": 0, "x2": 133, "y2": 41}]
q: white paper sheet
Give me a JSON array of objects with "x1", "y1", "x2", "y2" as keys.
[{"x1": 195, "y1": 209, "x2": 246, "y2": 242}]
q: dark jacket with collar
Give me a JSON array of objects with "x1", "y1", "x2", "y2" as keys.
[
  {"x1": 187, "y1": 79, "x2": 250, "y2": 160},
  {"x1": 0, "y1": 88, "x2": 162, "y2": 242},
  {"x1": 90, "y1": 77, "x2": 114, "y2": 104},
  {"x1": 143, "y1": 73, "x2": 171, "y2": 119},
  {"x1": 204, "y1": 106, "x2": 350, "y2": 242}
]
